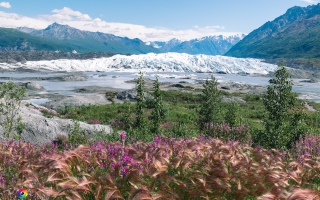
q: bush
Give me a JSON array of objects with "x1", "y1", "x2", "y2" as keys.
[
  {"x1": 67, "y1": 120, "x2": 88, "y2": 146},
  {"x1": 0, "y1": 82, "x2": 26, "y2": 139},
  {"x1": 225, "y1": 102, "x2": 242, "y2": 127},
  {"x1": 198, "y1": 75, "x2": 221, "y2": 129}
]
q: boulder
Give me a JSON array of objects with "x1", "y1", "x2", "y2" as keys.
[
  {"x1": 300, "y1": 79, "x2": 318, "y2": 83},
  {"x1": 116, "y1": 89, "x2": 152, "y2": 101},
  {"x1": 0, "y1": 102, "x2": 112, "y2": 145},
  {"x1": 25, "y1": 82, "x2": 45, "y2": 90},
  {"x1": 221, "y1": 86, "x2": 230, "y2": 90},
  {"x1": 117, "y1": 89, "x2": 137, "y2": 101}
]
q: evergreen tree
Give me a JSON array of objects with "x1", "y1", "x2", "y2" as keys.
[
  {"x1": 199, "y1": 75, "x2": 221, "y2": 129},
  {"x1": 135, "y1": 71, "x2": 146, "y2": 128},
  {"x1": 262, "y1": 62, "x2": 297, "y2": 149},
  {"x1": 151, "y1": 76, "x2": 167, "y2": 133},
  {"x1": 225, "y1": 102, "x2": 241, "y2": 127}
]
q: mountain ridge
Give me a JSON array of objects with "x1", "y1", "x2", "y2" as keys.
[
  {"x1": 15, "y1": 23, "x2": 159, "y2": 54},
  {"x1": 147, "y1": 34, "x2": 245, "y2": 55},
  {"x1": 13, "y1": 23, "x2": 244, "y2": 55},
  {"x1": 225, "y1": 3, "x2": 320, "y2": 58}
]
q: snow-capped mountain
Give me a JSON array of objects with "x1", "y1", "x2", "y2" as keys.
[
  {"x1": 147, "y1": 34, "x2": 245, "y2": 56},
  {"x1": 148, "y1": 39, "x2": 183, "y2": 51},
  {"x1": 15, "y1": 23, "x2": 159, "y2": 54},
  {"x1": 0, "y1": 52, "x2": 276, "y2": 74}
]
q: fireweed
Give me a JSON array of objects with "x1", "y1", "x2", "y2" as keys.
[
  {"x1": 292, "y1": 134, "x2": 320, "y2": 162},
  {"x1": 1, "y1": 135, "x2": 320, "y2": 199},
  {"x1": 204, "y1": 122, "x2": 251, "y2": 143}
]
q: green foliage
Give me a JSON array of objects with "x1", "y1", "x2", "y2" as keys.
[
  {"x1": 169, "y1": 122, "x2": 198, "y2": 139},
  {"x1": 0, "y1": 82, "x2": 26, "y2": 138},
  {"x1": 14, "y1": 116, "x2": 26, "y2": 141},
  {"x1": 161, "y1": 90, "x2": 202, "y2": 103},
  {"x1": 225, "y1": 102, "x2": 242, "y2": 127},
  {"x1": 118, "y1": 101, "x2": 133, "y2": 130},
  {"x1": 135, "y1": 71, "x2": 146, "y2": 129},
  {"x1": 151, "y1": 76, "x2": 167, "y2": 133},
  {"x1": 67, "y1": 120, "x2": 88, "y2": 146},
  {"x1": 226, "y1": 17, "x2": 320, "y2": 59},
  {"x1": 105, "y1": 91, "x2": 117, "y2": 102},
  {"x1": 198, "y1": 75, "x2": 221, "y2": 129},
  {"x1": 0, "y1": 26, "x2": 159, "y2": 54},
  {"x1": 58, "y1": 104, "x2": 126, "y2": 124},
  {"x1": 49, "y1": 81, "x2": 320, "y2": 150},
  {"x1": 261, "y1": 63, "x2": 305, "y2": 149},
  {"x1": 0, "y1": 27, "x2": 74, "y2": 52}
]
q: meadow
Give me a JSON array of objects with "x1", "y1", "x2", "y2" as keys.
[{"x1": 1, "y1": 66, "x2": 320, "y2": 199}]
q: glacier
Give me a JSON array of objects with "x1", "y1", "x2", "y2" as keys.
[{"x1": 0, "y1": 53, "x2": 277, "y2": 74}]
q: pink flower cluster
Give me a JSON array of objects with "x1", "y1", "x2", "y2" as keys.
[
  {"x1": 204, "y1": 122, "x2": 251, "y2": 143},
  {"x1": 292, "y1": 134, "x2": 320, "y2": 163}
]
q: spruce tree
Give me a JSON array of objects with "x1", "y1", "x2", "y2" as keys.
[
  {"x1": 151, "y1": 76, "x2": 166, "y2": 133},
  {"x1": 199, "y1": 75, "x2": 221, "y2": 129},
  {"x1": 135, "y1": 71, "x2": 145, "y2": 129},
  {"x1": 262, "y1": 62, "x2": 296, "y2": 149}
]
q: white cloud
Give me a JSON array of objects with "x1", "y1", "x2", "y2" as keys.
[
  {"x1": 0, "y1": 7, "x2": 242, "y2": 42},
  {"x1": 0, "y1": 2, "x2": 11, "y2": 8},
  {"x1": 301, "y1": 0, "x2": 319, "y2": 4},
  {"x1": 194, "y1": 25, "x2": 225, "y2": 30},
  {"x1": 40, "y1": 7, "x2": 92, "y2": 22},
  {"x1": 0, "y1": 11, "x2": 50, "y2": 29}
]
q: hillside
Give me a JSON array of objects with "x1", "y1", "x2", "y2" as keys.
[
  {"x1": 0, "y1": 27, "x2": 74, "y2": 52},
  {"x1": 16, "y1": 23, "x2": 159, "y2": 54},
  {"x1": 225, "y1": 4, "x2": 320, "y2": 59}
]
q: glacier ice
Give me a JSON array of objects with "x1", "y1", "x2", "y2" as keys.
[{"x1": 1, "y1": 53, "x2": 277, "y2": 74}]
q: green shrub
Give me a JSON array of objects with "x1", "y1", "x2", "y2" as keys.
[
  {"x1": 67, "y1": 120, "x2": 88, "y2": 146},
  {"x1": 225, "y1": 102, "x2": 242, "y2": 127},
  {"x1": 0, "y1": 82, "x2": 26, "y2": 139},
  {"x1": 198, "y1": 75, "x2": 221, "y2": 129}
]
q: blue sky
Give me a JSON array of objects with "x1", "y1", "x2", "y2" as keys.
[{"x1": 0, "y1": 0, "x2": 319, "y2": 41}]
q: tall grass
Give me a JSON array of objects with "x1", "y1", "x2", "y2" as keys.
[{"x1": 1, "y1": 134, "x2": 320, "y2": 199}]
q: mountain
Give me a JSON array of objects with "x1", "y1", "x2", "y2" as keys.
[
  {"x1": 147, "y1": 34, "x2": 245, "y2": 55},
  {"x1": 226, "y1": 4, "x2": 320, "y2": 58},
  {"x1": 15, "y1": 23, "x2": 159, "y2": 54},
  {"x1": 0, "y1": 27, "x2": 75, "y2": 52},
  {"x1": 0, "y1": 52, "x2": 277, "y2": 74},
  {"x1": 11, "y1": 23, "x2": 243, "y2": 55},
  {"x1": 147, "y1": 39, "x2": 183, "y2": 52}
]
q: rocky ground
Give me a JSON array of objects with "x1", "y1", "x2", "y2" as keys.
[
  {"x1": 259, "y1": 67, "x2": 320, "y2": 82},
  {"x1": 0, "y1": 102, "x2": 111, "y2": 146}
]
